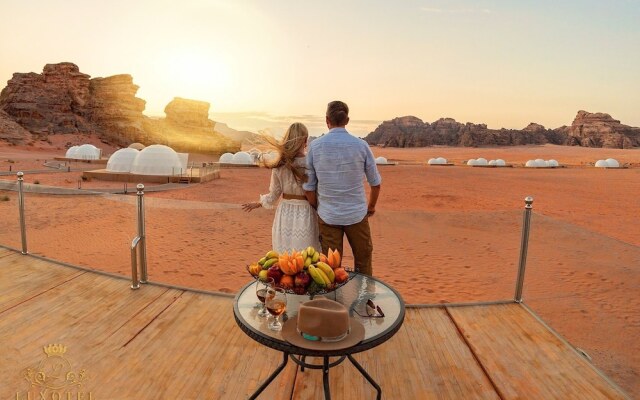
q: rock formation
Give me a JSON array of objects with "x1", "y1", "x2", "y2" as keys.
[
  {"x1": 86, "y1": 74, "x2": 147, "y2": 146},
  {"x1": 144, "y1": 97, "x2": 238, "y2": 153},
  {"x1": 0, "y1": 110, "x2": 32, "y2": 144},
  {"x1": 365, "y1": 111, "x2": 639, "y2": 149},
  {"x1": 556, "y1": 111, "x2": 640, "y2": 149},
  {"x1": 0, "y1": 63, "x2": 93, "y2": 136},
  {"x1": 365, "y1": 117, "x2": 563, "y2": 148},
  {"x1": 0, "y1": 63, "x2": 240, "y2": 154}
]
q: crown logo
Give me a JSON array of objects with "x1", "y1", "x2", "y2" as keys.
[{"x1": 43, "y1": 344, "x2": 67, "y2": 357}]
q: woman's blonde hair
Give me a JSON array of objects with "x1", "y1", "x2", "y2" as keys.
[{"x1": 260, "y1": 122, "x2": 309, "y2": 183}]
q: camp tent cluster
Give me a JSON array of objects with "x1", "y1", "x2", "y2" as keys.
[
  {"x1": 466, "y1": 158, "x2": 506, "y2": 166},
  {"x1": 428, "y1": 157, "x2": 448, "y2": 165},
  {"x1": 65, "y1": 144, "x2": 101, "y2": 160},
  {"x1": 525, "y1": 159, "x2": 559, "y2": 168},
  {"x1": 594, "y1": 158, "x2": 620, "y2": 168},
  {"x1": 106, "y1": 145, "x2": 188, "y2": 176},
  {"x1": 219, "y1": 152, "x2": 256, "y2": 165}
]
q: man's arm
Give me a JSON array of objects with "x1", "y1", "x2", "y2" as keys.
[
  {"x1": 367, "y1": 184, "x2": 380, "y2": 217},
  {"x1": 303, "y1": 143, "x2": 318, "y2": 209}
]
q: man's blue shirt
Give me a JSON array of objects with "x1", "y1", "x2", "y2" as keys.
[{"x1": 303, "y1": 127, "x2": 382, "y2": 225}]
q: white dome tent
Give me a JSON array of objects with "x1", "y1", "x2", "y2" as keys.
[
  {"x1": 428, "y1": 157, "x2": 448, "y2": 165},
  {"x1": 66, "y1": 144, "x2": 101, "y2": 160},
  {"x1": 232, "y1": 152, "x2": 253, "y2": 165},
  {"x1": 130, "y1": 145, "x2": 187, "y2": 176},
  {"x1": 106, "y1": 148, "x2": 139, "y2": 173},
  {"x1": 605, "y1": 158, "x2": 620, "y2": 168},
  {"x1": 375, "y1": 156, "x2": 388, "y2": 165},
  {"x1": 219, "y1": 153, "x2": 234, "y2": 163},
  {"x1": 65, "y1": 146, "x2": 80, "y2": 159}
]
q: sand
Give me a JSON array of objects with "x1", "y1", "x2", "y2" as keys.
[{"x1": 1, "y1": 141, "x2": 639, "y2": 396}]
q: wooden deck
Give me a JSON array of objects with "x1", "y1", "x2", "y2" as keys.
[{"x1": 0, "y1": 247, "x2": 629, "y2": 399}]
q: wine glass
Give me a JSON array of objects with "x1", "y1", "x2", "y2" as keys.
[
  {"x1": 266, "y1": 287, "x2": 287, "y2": 331},
  {"x1": 256, "y1": 277, "x2": 274, "y2": 317}
]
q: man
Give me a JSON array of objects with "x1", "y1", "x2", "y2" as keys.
[{"x1": 303, "y1": 101, "x2": 381, "y2": 275}]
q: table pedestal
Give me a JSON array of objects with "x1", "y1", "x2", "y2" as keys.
[{"x1": 249, "y1": 352, "x2": 382, "y2": 400}]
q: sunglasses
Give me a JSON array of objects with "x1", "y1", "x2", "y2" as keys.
[{"x1": 353, "y1": 299, "x2": 385, "y2": 318}]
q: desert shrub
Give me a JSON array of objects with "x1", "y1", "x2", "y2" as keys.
[
  {"x1": 33, "y1": 180, "x2": 40, "y2": 184},
  {"x1": 1, "y1": 195, "x2": 9, "y2": 202},
  {"x1": 7, "y1": 159, "x2": 15, "y2": 163},
  {"x1": 81, "y1": 176, "x2": 88, "y2": 181}
]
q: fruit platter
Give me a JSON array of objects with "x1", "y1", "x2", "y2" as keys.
[{"x1": 247, "y1": 246, "x2": 353, "y2": 295}]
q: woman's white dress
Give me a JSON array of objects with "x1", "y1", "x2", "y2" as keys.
[{"x1": 259, "y1": 157, "x2": 321, "y2": 253}]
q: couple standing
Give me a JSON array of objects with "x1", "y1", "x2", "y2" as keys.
[{"x1": 242, "y1": 101, "x2": 382, "y2": 275}]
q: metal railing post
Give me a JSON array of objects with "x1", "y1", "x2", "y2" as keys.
[
  {"x1": 137, "y1": 183, "x2": 148, "y2": 283},
  {"x1": 514, "y1": 196, "x2": 534, "y2": 302},
  {"x1": 130, "y1": 236, "x2": 141, "y2": 289},
  {"x1": 17, "y1": 172, "x2": 28, "y2": 254}
]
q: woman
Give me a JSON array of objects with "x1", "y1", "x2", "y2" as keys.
[{"x1": 242, "y1": 123, "x2": 321, "y2": 253}]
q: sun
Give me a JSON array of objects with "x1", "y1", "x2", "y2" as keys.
[{"x1": 163, "y1": 49, "x2": 232, "y2": 101}]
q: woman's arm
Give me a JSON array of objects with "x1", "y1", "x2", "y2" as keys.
[{"x1": 259, "y1": 168, "x2": 283, "y2": 209}]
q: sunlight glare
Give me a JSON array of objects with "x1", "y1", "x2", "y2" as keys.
[{"x1": 164, "y1": 49, "x2": 232, "y2": 101}]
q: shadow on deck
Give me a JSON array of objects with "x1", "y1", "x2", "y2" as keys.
[{"x1": 0, "y1": 248, "x2": 629, "y2": 399}]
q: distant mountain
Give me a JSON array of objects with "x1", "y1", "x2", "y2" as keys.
[
  {"x1": 214, "y1": 122, "x2": 259, "y2": 144},
  {"x1": 364, "y1": 111, "x2": 640, "y2": 149}
]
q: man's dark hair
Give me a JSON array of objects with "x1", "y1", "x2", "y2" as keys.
[{"x1": 326, "y1": 101, "x2": 349, "y2": 126}]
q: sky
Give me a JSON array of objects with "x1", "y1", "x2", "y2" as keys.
[{"x1": 1, "y1": 0, "x2": 639, "y2": 137}]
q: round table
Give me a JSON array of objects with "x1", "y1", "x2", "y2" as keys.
[{"x1": 233, "y1": 273, "x2": 405, "y2": 400}]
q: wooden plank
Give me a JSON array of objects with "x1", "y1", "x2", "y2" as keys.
[
  {"x1": 0, "y1": 250, "x2": 84, "y2": 312},
  {"x1": 90, "y1": 292, "x2": 297, "y2": 399},
  {"x1": 1, "y1": 272, "x2": 180, "y2": 395},
  {"x1": 447, "y1": 303, "x2": 628, "y2": 399},
  {"x1": 291, "y1": 308, "x2": 499, "y2": 399}
]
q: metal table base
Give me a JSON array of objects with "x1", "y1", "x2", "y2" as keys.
[{"x1": 249, "y1": 352, "x2": 381, "y2": 400}]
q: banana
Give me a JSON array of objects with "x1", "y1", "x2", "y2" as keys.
[
  {"x1": 301, "y1": 249, "x2": 308, "y2": 260},
  {"x1": 311, "y1": 252, "x2": 320, "y2": 263},
  {"x1": 308, "y1": 265, "x2": 327, "y2": 287},
  {"x1": 265, "y1": 250, "x2": 279, "y2": 259},
  {"x1": 263, "y1": 258, "x2": 278, "y2": 269},
  {"x1": 315, "y1": 262, "x2": 335, "y2": 283},
  {"x1": 315, "y1": 267, "x2": 331, "y2": 286},
  {"x1": 258, "y1": 256, "x2": 267, "y2": 265},
  {"x1": 306, "y1": 246, "x2": 316, "y2": 257},
  {"x1": 304, "y1": 257, "x2": 312, "y2": 268}
]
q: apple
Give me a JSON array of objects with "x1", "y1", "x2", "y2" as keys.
[
  {"x1": 267, "y1": 265, "x2": 283, "y2": 284},
  {"x1": 294, "y1": 271, "x2": 311, "y2": 288}
]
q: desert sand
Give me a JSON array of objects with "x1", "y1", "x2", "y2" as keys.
[{"x1": 1, "y1": 140, "x2": 639, "y2": 397}]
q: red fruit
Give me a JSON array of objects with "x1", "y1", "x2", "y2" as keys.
[
  {"x1": 280, "y1": 275, "x2": 294, "y2": 289},
  {"x1": 334, "y1": 268, "x2": 349, "y2": 284},
  {"x1": 293, "y1": 286, "x2": 307, "y2": 295},
  {"x1": 294, "y1": 271, "x2": 311, "y2": 288},
  {"x1": 267, "y1": 265, "x2": 283, "y2": 284}
]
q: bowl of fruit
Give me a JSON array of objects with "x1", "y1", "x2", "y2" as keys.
[{"x1": 247, "y1": 247, "x2": 353, "y2": 295}]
